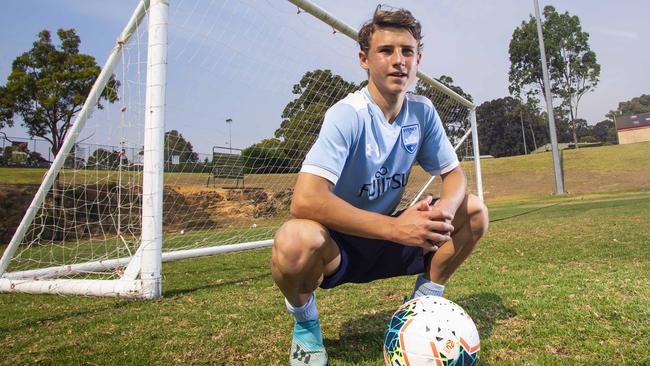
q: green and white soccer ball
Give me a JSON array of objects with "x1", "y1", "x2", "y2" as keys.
[{"x1": 383, "y1": 295, "x2": 480, "y2": 366}]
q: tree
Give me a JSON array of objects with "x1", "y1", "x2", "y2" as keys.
[
  {"x1": 414, "y1": 75, "x2": 473, "y2": 144},
  {"x1": 476, "y1": 97, "x2": 550, "y2": 157},
  {"x1": 273, "y1": 69, "x2": 360, "y2": 172},
  {"x1": 509, "y1": 5, "x2": 600, "y2": 148},
  {"x1": 591, "y1": 120, "x2": 617, "y2": 143},
  {"x1": 64, "y1": 144, "x2": 86, "y2": 168},
  {"x1": 242, "y1": 69, "x2": 359, "y2": 173},
  {"x1": 0, "y1": 29, "x2": 119, "y2": 160},
  {"x1": 0, "y1": 140, "x2": 49, "y2": 167},
  {"x1": 165, "y1": 130, "x2": 198, "y2": 164},
  {"x1": 87, "y1": 148, "x2": 124, "y2": 169},
  {"x1": 570, "y1": 118, "x2": 592, "y2": 143},
  {"x1": 606, "y1": 94, "x2": 650, "y2": 120},
  {"x1": 0, "y1": 87, "x2": 13, "y2": 131},
  {"x1": 241, "y1": 138, "x2": 288, "y2": 173}
]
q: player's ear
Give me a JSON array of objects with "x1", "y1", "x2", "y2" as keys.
[
  {"x1": 416, "y1": 51, "x2": 422, "y2": 66},
  {"x1": 359, "y1": 50, "x2": 369, "y2": 71}
]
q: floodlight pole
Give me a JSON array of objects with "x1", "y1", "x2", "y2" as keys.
[
  {"x1": 533, "y1": 0, "x2": 565, "y2": 194},
  {"x1": 226, "y1": 118, "x2": 233, "y2": 153},
  {"x1": 520, "y1": 111, "x2": 527, "y2": 155}
]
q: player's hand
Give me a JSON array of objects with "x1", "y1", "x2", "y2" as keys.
[
  {"x1": 390, "y1": 197, "x2": 454, "y2": 251},
  {"x1": 427, "y1": 199, "x2": 456, "y2": 236}
]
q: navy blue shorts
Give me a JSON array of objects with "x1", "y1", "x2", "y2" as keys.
[{"x1": 319, "y1": 230, "x2": 432, "y2": 289}]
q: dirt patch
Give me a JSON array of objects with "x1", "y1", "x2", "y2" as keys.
[
  {"x1": 172, "y1": 186, "x2": 292, "y2": 228},
  {"x1": 0, "y1": 184, "x2": 293, "y2": 245},
  {"x1": 0, "y1": 184, "x2": 38, "y2": 244}
]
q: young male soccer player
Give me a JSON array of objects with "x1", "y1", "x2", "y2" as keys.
[{"x1": 270, "y1": 6, "x2": 488, "y2": 365}]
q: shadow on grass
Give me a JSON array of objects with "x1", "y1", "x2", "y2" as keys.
[
  {"x1": 0, "y1": 273, "x2": 271, "y2": 335},
  {"x1": 489, "y1": 202, "x2": 561, "y2": 223},
  {"x1": 0, "y1": 300, "x2": 132, "y2": 334},
  {"x1": 324, "y1": 292, "x2": 515, "y2": 364},
  {"x1": 163, "y1": 272, "x2": 269, "y2": 297}
]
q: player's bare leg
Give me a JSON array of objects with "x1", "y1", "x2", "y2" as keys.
[
  {"x1": 428, "y1": 194, "x2": 488, "y2": 283},
  {"x1": 271, "y1": 219, "x2": 340, "y2": 305},
  {"x1": 271, "y1": 219, "x2": 340, "y2": 366},
  {"x1": 412, "y1": 194, "x2": 488, "y2": 298}
]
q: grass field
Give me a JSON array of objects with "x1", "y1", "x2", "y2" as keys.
[
  {"x1": 1, "y1": 190, "x2": 649, "y2": 365},
  {"x1": 3, "y1": 142, "x2": 649, "y2": 201},
  {"x1": 1, "y1": 143, "x2": 649, "y2": 365}
]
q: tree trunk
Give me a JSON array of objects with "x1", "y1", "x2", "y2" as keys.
[{"x1": 571, "y1": 121, "x2": 579, "y2": 149}]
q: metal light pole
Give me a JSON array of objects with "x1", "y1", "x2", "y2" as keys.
[
  {"x1": 225, "y1": 118, "x2": 233, "y2": 153},
  {"x1": 520, "y1": 111, "x2": 528, "y2": 155},
  {"x1": 533, "y1": 0, "x2": 565, "y2": 194}
]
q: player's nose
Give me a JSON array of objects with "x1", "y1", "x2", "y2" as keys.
[{"x1": 391, "y1": 50, "x2": 405, "y2": 66}]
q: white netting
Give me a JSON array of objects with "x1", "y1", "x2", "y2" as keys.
[{"x1": 2, "y1": 0, "x2": 478, "y2": 284}]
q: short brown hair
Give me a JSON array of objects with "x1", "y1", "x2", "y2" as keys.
[{"x1": 358, "y1": 5, "x2": 423, "y2": 53}]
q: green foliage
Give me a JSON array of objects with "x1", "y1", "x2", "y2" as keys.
[
  {"x1": 476, "y1": 97, "x2": 549, "y2": 157},
  {"x1": 414, "y1": 75, "x2": 473, "y2": 144},
  {"x1": 571, "y1": 118, "x2": 591, "y2": 142},
  {"x1": 509, "y1": 6, "x2": 600, "y2": 147},
  {"x1": 591, "y1": 120, "x2": 617, "y2": 143},
  {"x1": 606, "y1": 94, "x2": 650, "y2": 120},
  {"x1": 86, "y1": 148, "x2": 125, "y2": 169},
  {"x1": 0, "y1": 87, "x2": 13, "y2": 131},
  {"x1": 241, "y1": 138, "x2": 288, "y2": 174},
  {"x1": 244, "y1": 69, "x2": 360, "y2": 173},
  {"x1": 277, "y1": 69, "x2": 359, "y2": 169},
  {"x1": 0, "y1": 29, "x2": 119, "y2": 157},
  {"x1": 165, "y1": 130, "x2": 198, "y2": 164},
  {"x1": 0, "y1": 141, "x2": 48, "y2": 167}
]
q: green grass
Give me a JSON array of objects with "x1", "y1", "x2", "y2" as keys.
[
  {"x1": 0, "y1": 167, "x2": 50, "y2": 185},
  {"x1": 1, "y1": 192, "x2": 649, "y2": 365},
  {"x1": 1, "y1": 223, "x2": 283, "y2": 276},
  {"x1": 0, "y1": 166, "x2": 297, "y2": 191}
]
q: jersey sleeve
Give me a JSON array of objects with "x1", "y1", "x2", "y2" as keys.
[
  {"x1": 300, "y1": 102, "x2": 358, "y2": 185},
  {"x1": 416, "y1": 105, "x2": 460, "y2": 176}
]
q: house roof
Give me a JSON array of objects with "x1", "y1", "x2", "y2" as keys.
[{"x1": 616, "y1": 112, "x2": 650, "y2": 131}]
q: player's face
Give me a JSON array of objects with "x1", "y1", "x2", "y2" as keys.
[{"x1": 360, "y1": 27, "x2": 421, "y2": 98}]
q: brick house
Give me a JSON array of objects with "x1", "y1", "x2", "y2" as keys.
[{"x1": 615, "y1": 112, "x2": 650, "y2": 144}]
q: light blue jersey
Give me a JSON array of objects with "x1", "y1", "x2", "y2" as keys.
[{"x1": 301, "y1": 87, "x2": 459, "y2": 215}]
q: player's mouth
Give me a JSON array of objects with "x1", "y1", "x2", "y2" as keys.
[{"x1": 388, "y1": 72, "x2": 408, "y2": 79}]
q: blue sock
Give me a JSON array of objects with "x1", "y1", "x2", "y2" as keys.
[{"x1": 411, "y1": 274, "x2": 445, "y2": 298}]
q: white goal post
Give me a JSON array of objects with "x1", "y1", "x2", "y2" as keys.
[{"x1": 0, "y1": 0, "x2": 482, "y2": 298}]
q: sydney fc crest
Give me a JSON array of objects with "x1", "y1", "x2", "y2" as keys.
[{"x1": 401, "y1": 125, "x2": 419, "y2": 154}]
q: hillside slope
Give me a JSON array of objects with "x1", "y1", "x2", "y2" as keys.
[{"x1": 478, "y1": 142, "x2": 650, "y2": 201}]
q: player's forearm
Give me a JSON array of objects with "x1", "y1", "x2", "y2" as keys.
[
  {"x1": 436, "y1": 167, "x2": 467, "y2": 216},
  {"x1": 291, "y1": 188, "x2": 394, "y2": 241}
]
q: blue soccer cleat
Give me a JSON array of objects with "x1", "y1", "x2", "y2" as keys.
[{"x1": 290, "y1": 320, "x2": 328, "y2": 366}]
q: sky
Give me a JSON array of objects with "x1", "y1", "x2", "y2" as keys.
[{"x1": 0, "y1": 0, "x2": 648, "y2": 156}]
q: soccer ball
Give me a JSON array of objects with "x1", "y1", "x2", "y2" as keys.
[{"x1": 383, "y1": 296, "x2": 480, "y2": 366}]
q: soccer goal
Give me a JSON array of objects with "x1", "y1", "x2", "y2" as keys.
[{"x1": 0, "y1": 0, "x2": 482, "y2": 298}]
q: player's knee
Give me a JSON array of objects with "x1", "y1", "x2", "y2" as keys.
[
  {"x1": 272, "y1": 219, "x2": 328, "y2": 273},
  {"x1": 468, "y1": 194, "x2": 489, "y2": 239}
]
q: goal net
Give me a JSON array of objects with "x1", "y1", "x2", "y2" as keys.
[{"x1": 0, "y1": 0, "x2": 482, "y2": 298}]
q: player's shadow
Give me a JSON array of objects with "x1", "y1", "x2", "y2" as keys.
[{"x1": 324, "y1": 292, "x2": 515, "y2": 364}]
